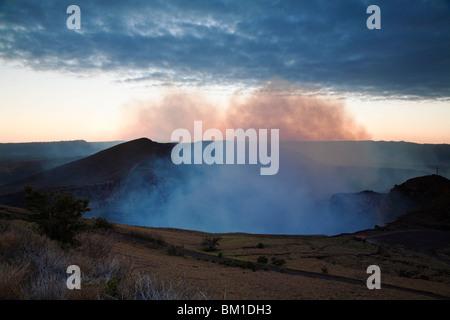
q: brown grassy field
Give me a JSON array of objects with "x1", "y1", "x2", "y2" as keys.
[{"x1": 1, "y1": 205, "x2": 449, "y2": 300}]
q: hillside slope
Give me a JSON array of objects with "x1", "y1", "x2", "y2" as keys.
[{"x1": 0, "y1": 138, "x2": 174, "y2": 206}]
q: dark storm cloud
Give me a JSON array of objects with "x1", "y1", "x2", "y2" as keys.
[{"x1": 1, "y1": 0, "x2": 449, "y2": 98}]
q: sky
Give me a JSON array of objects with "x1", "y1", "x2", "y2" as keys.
[{"x1": 0, "y1": 0, "x2": 449, "y2": 144}]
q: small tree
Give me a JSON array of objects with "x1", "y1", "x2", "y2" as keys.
[
  {"x1": 24, "y1": 186, "x2": 90, "y2": 245},
  {"x1": 202, "y1": 237, "x2": 220, "y2": 252}
]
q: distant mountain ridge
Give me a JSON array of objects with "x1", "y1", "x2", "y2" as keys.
[
  {"x1": 331, "y1": 174, "x2": 450, "y2": 230},
  {"x1": 1, "y1": 138, "x2": 450, "y2": 234},
  {"x1": 0, "y1": 140, "x2": 124, "y2": 186},
  {"x1": 383, "y1": 175, "x2": 450, "y2": 229},
  {"x1": 0, "y1": 140, "x2": 123, "y2": 162},
  {"x1": 353, "y1": 175, "x2": 450, "y2": 256},
  {"x1": 0, "y1": 138, "x2": 174, "y2": 206},
  {"x1": 282, "y1": 140, "x2": 450, "y2": 177}
]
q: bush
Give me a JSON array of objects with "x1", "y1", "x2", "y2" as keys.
[
  {"x1": 167, "y1": 244, "x2": 184, "y2": 257},
  {"x1": 99, "y1": 277, "x2": 121, "y2": 299},
  {"x1": 219, "y1": 259, "x2": 257, "y2": 271},
  {"x1": 75, "y1": 231, "x2": 113, "y2": 260},
  {"x1": 201, "y1": 237, "x2": 220, "y2": 252},
  {"x1": 131, "y1": 273, "x2": 207, "y2": 300},
  {"x1": 271, "y1": 257, "x2": 286, "y2": 267},
  {"x1": 93, "y1": 217, "x2": 113, "y2": 230},
  {"x1": 257, "y1": 256, "x2": 268, "y2": 264},
  {"x1": 24, "y1": 186, "x2": 90, "y2": 246}
]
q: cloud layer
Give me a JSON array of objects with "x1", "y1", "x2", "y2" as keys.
[{"x1": 1, "y1": 0, "x2": 449, "y2": 98}]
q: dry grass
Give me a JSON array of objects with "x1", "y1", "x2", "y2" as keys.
[
  {"x1": 1, "y1": 205, "x2": 449, "y2": 300},
  {"x1": 110, "y1": 226, "x2": 450, "y2": 299},
  {"x1": 0, "y1": 215, "x2": 207, "y2": 300}
]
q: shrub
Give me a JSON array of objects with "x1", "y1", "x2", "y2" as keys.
[
  {"x1": 271, "y1": 257, "x2": 286, "y2": 267},
  {"x1": 24, "y1": 186, "x2": 90, "y2": 246},
  {"x1": 75, "y1": 231, "x2": 113, "y2": 260},
  {"x1": 202, "y1": 237, "x2": 220, "y2": 252},
  {"x1": 99, "y1": 277, "x2": 121, "y2": 299},
  {"x1": 167, "y1": 244, "x2": 184, "y2": 257},
  {"x1": 93, "y1": 217, "x2": 113, "y2": 230},
  {"x1": 219, "y1": 259, "x2": 257, "y2": 271},
  {"x1": 257, "y1": 256, "x2": 268, "y2": 264},
  {"x1": 130, "y1": 273, "x2": 207, "y2": 300}
]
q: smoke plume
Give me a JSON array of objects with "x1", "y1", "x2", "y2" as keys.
[
  {"x1": 109, "y1": 81, "x2": 380, "y2": 235},
  {"x1": 119, "y1": 81, "x2": 371, "y2": 142}
]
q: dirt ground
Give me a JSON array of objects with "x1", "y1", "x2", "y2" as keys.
[
  {"x1": 1, "y1": 205, "x2": 450, "y2": 300},
  {"x1": 110, "y1": 224, "x2": 450, "y2": 299}
]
